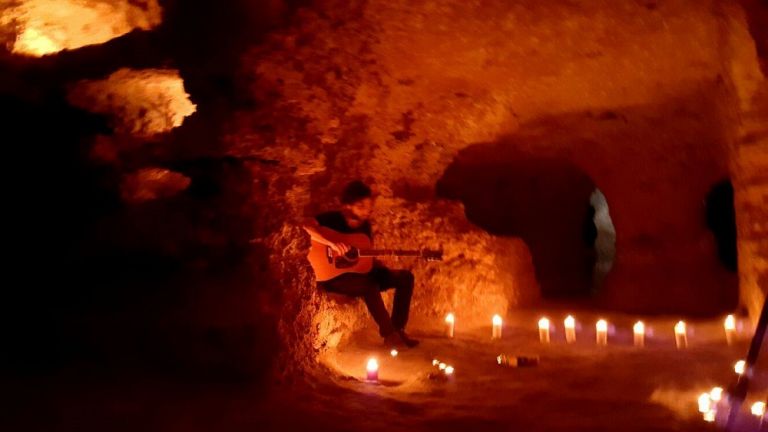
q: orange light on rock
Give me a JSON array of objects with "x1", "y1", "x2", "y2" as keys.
[
  {"x1": 633, "y1": 321, "x2": 645, "y2": 347},
  {"x1": 492, "y1": 314, "x2": 502, "y2": 340},
  {"x1": 445, "y1": 313, "x2": 455, "y2": 338},
  {"x1": 674, "y1": 321, "x2": 687, "y2": 349},
  {"x1": 538, "y1": 317, "x2": 551, "y2": 344},
  {"x1": 724, "y1": 315, "x2": 736, "y2": 345},
  {"x1": 564, "y1": 315, "x2": 576, "y2": 343},
  {"x1": 596, "y1": 319, "x2": 608, "y2": 346},
  {"x1": 366, "y1": 358, "x2": 379, "y2": 381},
  {"x1": 735, "y1": 360, "x2": 746, "y2": 375}
]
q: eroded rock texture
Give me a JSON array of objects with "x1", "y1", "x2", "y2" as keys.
[{"x1": 0, "y1": 0, "x2": 162, "y2": 56}]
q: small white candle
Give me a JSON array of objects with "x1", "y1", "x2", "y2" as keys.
[
  {"x1": 633, "y1": 321, "x2": 645, "y2": 347},
  {"x1": 366, "y1": 358, "x2": 379, "y2": 382},
  {"x1": 538, "y1": 317, "x2": 551, "y2": 344},
  {"x1": 445, "y1": 313, "x2": 455, "y2": 338},
  {"x1": 492, "y1": 314, "x2": 502, "y2": 340},
  {"x1": 735, "y1": 360, "x2": 746, "y2": 375},
  {"x1": 674, "y1": 321, "x2": 687, "y2": 349},
  {"x1": 710, "y1": 387, "x2": 723, "y2": 402},
  {"x1": 564, "y1": 316, "x2": 576, "y2": 343},
  {"x1": 698, "y1": 393, "x2": 712, "y2": 413},
  {"x1": 751, "y1": 401, "x2": 766, "y2": 417},
  {"x1": 724, "y1": 315, "x2": 736, "y2": 345},
  {"x1": 596, "y1": 319, "x2": 608, "y2": 346},
  {"x1": 703, "y1": 410, "x2": 716, "y2": 423}
]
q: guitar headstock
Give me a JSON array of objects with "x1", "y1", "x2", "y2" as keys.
[{"x1": 420, "y1": 249, "x2": 443, "y2": 262}]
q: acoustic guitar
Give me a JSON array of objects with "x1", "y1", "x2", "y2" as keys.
[{"x1": 308, "y1": 226, "x2": 443, "y2": 281}]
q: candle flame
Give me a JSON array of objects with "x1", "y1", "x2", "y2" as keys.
[
  {"x1": 596, "y1": 319, "x2": 608, "y2": 332},
  {"x1": 564, "y1": 315, "x2": 575, "y2": 329},
  {"x1": 432, "y1": 359, "x2": 439, "y2": 366},
  {"x1": 366, "y1": 358, "x2": 379, "y2": 372},
  {"x1": 703, "y1": 410, "x2": 716, "y2": 422},
  {"x1": 710, "y1": 387, "x2": 723, "y2": 402},
  {"x1": 633, "y1": 321, "x2": 645, "y2": 334},
  {"x1": 751, "y1": 401, "x2": 766, "y2": 417},
  {"x1": 674, "y1": 321, "x2": 686, "y2": 335},
  {"x1": 492, "y1": 314, "x2": 502, "y2": 326},
  {"x1": 538, "y1": 317, "x2": 550, "y2": 330},
  {"x1": 724, "y1": 315, "x2": 736, "y2": 331},
  {"x1": 445, "y1": 313, "x2": 455, "y2": 323},
  {"x1": 445, "y1": 365, "x2": 454, "y2": 375},
  {"x1": 698, "y1": 393, "x2": 712, "y2": 413},
  {"x1": 735, "y1": 360, "x2": 746, "y2": 375},
  {"x1": 496, "y1": 355, "x2": 503, "y2": 365},
  {"x1": 438, "y1": 362, "x2": 447, "y2": 370},
  {"x1": 390, "y1": 349, "x2": 398, "y2": 357}
]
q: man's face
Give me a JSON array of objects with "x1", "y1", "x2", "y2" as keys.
[{"x1": 346, "y1": 197, "x2": 374, "y2": 221}]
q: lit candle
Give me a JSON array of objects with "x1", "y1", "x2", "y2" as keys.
[
  {"x1": 698, "y1": 393, "x2": 712, "y2": 413},
  {"x1": 538, "y1": 317, "x2": 551, "y2": 344},
  {"x1": 445, "y1": 313, "x2": 455, "y2": 338},
  {"x1": 724, "y1": 315, "x2": 736, "y2": 345},
  {"x1": 735, "y1": 359, "x2": 746, "y2": 375},
  {"x1": 564, "y1": 315, "x2": 576, "y2": 343},
  {"x1": 444, "y1": 365, "x2": 454, "y2": 375},
  {"x1": 633, "y1": 321, "x2": 645, "y2": 347},
  {"x1": 390, "y1": 349, "x2": 398, "y2": 358},
  {"x1": 703, "y1": 410, "x2": 716, "y2": 423},
  {"x1": 674, "y1": 321, "x2": 687, "y2": 349},
  {"x1": 596, "y1": 319, "x2": 608, "y2": 346},
  {"x1": 751, "y1": 401, "x2": 766, "y2": 417},
  {"x1": 710, "y1": 387, "x2": 723, "y2": 402},
  {"x1": 438, "y1": 362, "x2": 447, "y2": 371},
  {"x1": 432, "y1": 359, "x2": 439, "y2": 366},
  {"x1": 366, "y1": 358, "x2": 379, "y2": 382},
  {"x1": 492, "y1": 314, "x2": 502, "y2": 340}
]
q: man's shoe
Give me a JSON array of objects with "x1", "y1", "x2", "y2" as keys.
[
  {"x1": 383, "y1": 331, "x2": 409, "y2": 349},
  {"x1": 397, "y1": 330, "x2": 419, "y2": 348}
]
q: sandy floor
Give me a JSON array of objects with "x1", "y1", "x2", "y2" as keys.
[
  {"x1": 280, "y1": 309, "x2": 767, "y2": 432},
  {"x1": 8, "y1": 309, "x2": 767, "y2": 432}
]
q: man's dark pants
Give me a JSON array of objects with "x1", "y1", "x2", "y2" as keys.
[{"x1": 319, "y1": 267, "x2": 414, "y2": 337}]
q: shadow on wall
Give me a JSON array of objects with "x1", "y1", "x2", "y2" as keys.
[{"x1": 437, "y1": 154, "x2": 598, "y2": 299}]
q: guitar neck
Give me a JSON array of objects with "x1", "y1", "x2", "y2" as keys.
[{"x1": 358, "y1": 249, "x2": 422, "y2": 258}]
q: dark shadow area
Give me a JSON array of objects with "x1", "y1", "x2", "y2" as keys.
[
  {"x1": 1, "y1": 0, "x2": 310, "y2": 387},
  {"x1": 437, "y1": 151, "x2": 597, "y2": 298},
  {"x1": 705, "y1": 179, "x2": 738, "y2": 272}
]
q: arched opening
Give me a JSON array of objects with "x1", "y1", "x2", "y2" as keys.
[
  {"x1": 437, "y1": 147, "x2": 612, "y2": 299},
  {"x1": 589, "y1": 189, "x2": 616, "y2": 291},
  {"x1": 705, "y1": 179, "x2": 737, "y2": 272}
]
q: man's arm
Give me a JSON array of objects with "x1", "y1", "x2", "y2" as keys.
[{"x1": 302, "y1": 218, "x2": 350, "y2": 255}]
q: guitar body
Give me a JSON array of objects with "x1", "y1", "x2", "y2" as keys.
[{"x1": 308, "y1": 226, "x2": 374, "y2": 281}]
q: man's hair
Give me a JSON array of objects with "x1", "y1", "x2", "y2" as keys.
[{"x1": 341, "y1": 180, "x2": 372, "y2": 204}]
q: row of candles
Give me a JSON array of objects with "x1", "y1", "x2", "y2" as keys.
[{"x1": 449, "y1": 313, "x2": 741, "y2": 348}]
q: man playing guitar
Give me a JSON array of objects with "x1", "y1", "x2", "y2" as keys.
[{"x1": 303, "y1": 181, "x2": 419, "y2": 349}]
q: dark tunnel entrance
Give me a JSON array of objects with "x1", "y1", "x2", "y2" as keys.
[
  {"x1": 705, "y1": 179, "x2": 737, "y2": 272},
  {"x1": 437, "y1": 149, "x2": 613, "y2": 299}
]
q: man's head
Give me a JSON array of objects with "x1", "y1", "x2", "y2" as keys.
[{"x1": 341, "y1": 180, "x2": 374, "y2": 220}]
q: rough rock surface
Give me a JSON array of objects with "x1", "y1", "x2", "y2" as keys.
[
  {"x1": 67, "y1": 68, "x2": 196, "y2": 138},
  {"x1": 0, "y1": 0, "x2": 162, "y2": 56}
]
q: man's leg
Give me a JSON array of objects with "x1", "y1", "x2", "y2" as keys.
[
  {"x1": 369, "y1": 267, "x2": 414, "y2": 331},
  {"x1": 320, "y1": 273, "x2": 396, "y2": 337}
]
